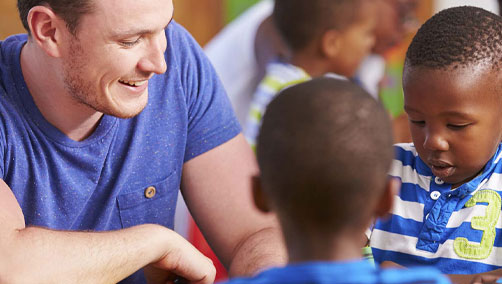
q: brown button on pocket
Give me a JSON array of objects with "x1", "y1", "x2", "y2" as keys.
[{"x1": 144, "y1": 186, "x2": 156, "y2": 198}]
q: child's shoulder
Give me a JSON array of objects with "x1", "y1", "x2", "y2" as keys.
[
  {"x1": 392, "y1": 143, "x2": 420, "y2": 170},
  {"x1": 379, "y1": 266, "x2": 451, "y2": 284},
  {"x1": 220, "y1": 263, "x2": 451, "y2": 284}
]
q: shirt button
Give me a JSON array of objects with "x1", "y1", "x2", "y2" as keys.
[
  {"x1": 435, "y1": 177, "x2": 444, "y2": 184},
  {"x1": 430, "y1": 191, "x2": 441, "y2": 200},
  {"x1": 144, "y1": 186, "x2": 156, "y2": 198}
]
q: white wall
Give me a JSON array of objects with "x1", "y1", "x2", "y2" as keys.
[{"x1": 434, "y1": 0, "x2": 499, "y2": 14}]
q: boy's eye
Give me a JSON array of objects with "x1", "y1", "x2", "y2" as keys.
[
  {"x1": 409, "y1": 120, "x2": 425, "y2": 127},
  {"x1": 447, "y1": 124, "x2": 469, "y2": 130}
]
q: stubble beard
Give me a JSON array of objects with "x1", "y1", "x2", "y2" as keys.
[{"x1": 62, "y1": 38, "x2": 147, "y2": 119}]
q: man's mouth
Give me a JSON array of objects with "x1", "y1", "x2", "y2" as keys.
[{"x1": 118, "y1": 79, "x2": 148, "y2": 87}]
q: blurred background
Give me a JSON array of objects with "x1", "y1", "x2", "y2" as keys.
[
  {"x1": 1, "y1": 0, "x2": 266, "y2": 43},
  {"x1": 1, "y1": 0, "x2": 500, "y2": 282}
]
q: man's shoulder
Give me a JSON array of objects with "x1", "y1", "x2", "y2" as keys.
[
  {"x1": 0, "y1": 34, "x2": 27, "y2": 81},
  {"x1": 0, "y1": 34, "x2": 28, "y2": 46},
  {"x1": 165, "y1": 20, "x2": 197, "y2": 48},
  {"x1": 0, "y1": 34, "x2": 28, "y2": 57},
  {"x1": 0, "y1": 34, "x2": 27, "y2": 105},
  {"x1": 162, "y1": 20, "x2": 209, "y2": 76}
]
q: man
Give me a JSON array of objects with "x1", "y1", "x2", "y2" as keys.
[{"x1": 0, "y1": 0, "x2": 285, "y2": 283}]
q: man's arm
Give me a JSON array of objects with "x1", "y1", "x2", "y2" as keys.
[
  {"x1": 0, "y1": 179, "x2": 215, "y2": 283},
  {"x1": 181, "y1": 134, "x2": 287, "y2": 277}
]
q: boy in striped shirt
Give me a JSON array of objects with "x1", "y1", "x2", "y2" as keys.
[{"x1": 370, "y1": 6, "x2": 502, "y2": 283}]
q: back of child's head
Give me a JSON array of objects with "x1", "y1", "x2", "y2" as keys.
[
  {"x1": 256, "y1": 77, "x2": 393, "y2": 234},
  {"x1": 405, "y1": 6, "x2": 502, "y2": 71},
  {"x1": 273, "y1": 0, "x2": 370, "y2": 52}
]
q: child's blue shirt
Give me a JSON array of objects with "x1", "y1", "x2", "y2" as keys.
[{"x1": 221, "y1": 259, "x2": 450, "y2": 284}]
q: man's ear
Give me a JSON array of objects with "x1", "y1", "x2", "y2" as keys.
[
  {"x1": 320, "y1": 29, "x2": 342, "y2": 58},
  {"x1": 252, "y1": 175, "x2": 271, "y2": 213},
  {"x1": 27, "y1": 6, "x2": 66, "y2": 58},
  {"x1": 374, "y1": 177, "x2": 400, "y2": 218}
]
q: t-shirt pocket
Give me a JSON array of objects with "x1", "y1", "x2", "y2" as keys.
[{"x1": 117, "y1": 171, "x2": 179, "y2": 229}]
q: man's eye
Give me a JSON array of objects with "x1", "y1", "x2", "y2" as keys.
[{"x1": 120, "y1": 38, "x2": 141, "y2": 47}]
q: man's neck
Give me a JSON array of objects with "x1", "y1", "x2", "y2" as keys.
[{"x1": 20, "y1": 41, "x2": 103, "y2": 141}]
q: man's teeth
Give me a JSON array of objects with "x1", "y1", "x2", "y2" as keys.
[{"x1": 120, "y1": 80, "x2": 147, "y2": 87}]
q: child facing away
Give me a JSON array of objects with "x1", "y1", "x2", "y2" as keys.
[
  {"x1": 244, "y1": 0, "x2": 377, "y2": 148},
  {"x1": 370, "y1": 6, "x2": 502, "y2": 283},
  {"x1": 221, "y1": 77, "x2": 450, "y2": 284}
]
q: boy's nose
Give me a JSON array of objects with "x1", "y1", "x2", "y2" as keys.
[{"x1": 423, "y1": 131, "x2": 449, "y2": 152}]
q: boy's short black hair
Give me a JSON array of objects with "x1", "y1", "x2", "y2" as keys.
[
  {"x1": 273, "y1": 0, "x2": 365, "y2": 51},
  {"x1": 405, "y1": 6, "x2": 502, "y2": 70},
  {"x1": 257, "y1": 77, "x2": 393, "y2": 233}
]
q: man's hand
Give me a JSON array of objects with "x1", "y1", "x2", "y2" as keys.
[
  {"x1": 0, "y1": 176, "x2": 214, "y2": 283},
  {"x1": 145, "y1": 232, "x2": 215, "y2": 284}
]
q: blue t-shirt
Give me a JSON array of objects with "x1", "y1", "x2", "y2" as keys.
[
  {"x1": 0, "y1": 21, "x2": 240, "y2": 283},
  {"x1": 221, "y1": 259, "x2": 451, "y2": 284}
]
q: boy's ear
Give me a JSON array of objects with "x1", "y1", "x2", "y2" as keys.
[
  {"x1": 252, "y1": 175, "x2": 271, "y2": 213},
  {"x1": 320, "y1": 29, "x2": 342, "y2": 58},
  {"x1": 374, "y1": 177, "x2": 400, "y2": 218},
  {"x1": 27, "y1": 6, "x2": 66, "y2": 58}
]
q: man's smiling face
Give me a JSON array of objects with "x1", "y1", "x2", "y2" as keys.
[{"x1": 60, "y1": 0, "x2": 173, "y2": 118}]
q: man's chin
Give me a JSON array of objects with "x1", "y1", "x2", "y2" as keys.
[
  {"x1": 101, "y1": 102, "x2": 147, "y2": 119},
  {"x1": 109, "y1": 107, "x2": 146, "y2": 119},
  {"x1": 104, "y1": 95, "x2": 148, "y2": 119}
]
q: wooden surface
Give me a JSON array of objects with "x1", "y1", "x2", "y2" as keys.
[
  {"x1": 0, "y1": 0, "x2": 25, "y2": 40},
  {"x1": 173, "y1": 0, "x2": 225, "y2": 46}
]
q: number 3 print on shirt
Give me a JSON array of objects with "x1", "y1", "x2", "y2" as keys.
[{"x1": 454, "y1": 190, "x2": 501, "y2": 260}]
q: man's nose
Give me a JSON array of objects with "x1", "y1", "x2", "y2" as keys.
[{"x1": 138, "y1": 35, "x2": 168, "y2": 75}]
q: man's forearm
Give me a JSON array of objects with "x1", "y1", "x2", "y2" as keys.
[
  {"x1": 1, "y1": 224, "x2": 179, "y2": 283},
  {"x1": 227, "y1": 226, "x2": 287, "y2": 277},
  {"x1": 0, "y1": 179, "x2": 214, "y2": 284}
]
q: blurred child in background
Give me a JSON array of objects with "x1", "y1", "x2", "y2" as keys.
[{"x1": 244, "y1": 0, "x2": 377, "y2": 148}]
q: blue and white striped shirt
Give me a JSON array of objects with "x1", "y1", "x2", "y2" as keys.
[
  {"x1": 371, "y1": 143, "x2": 502, "y2": 274},
  {"x1": 244, "y1": 61, "x2": 310, "y2": 149}
]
